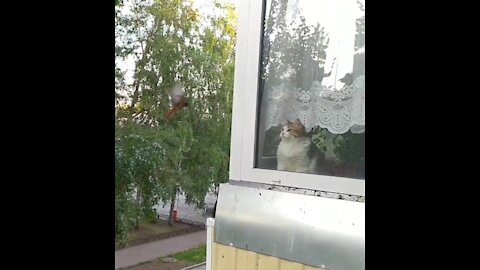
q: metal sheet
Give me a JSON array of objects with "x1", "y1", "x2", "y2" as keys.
[
  {"x1": 229, "y1": 180, "x2": 365, "y2": 203},
  {"x1": 215, "y1": 183, "x2": 365, "y2": 270}
]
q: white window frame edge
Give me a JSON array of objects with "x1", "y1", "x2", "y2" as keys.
[{"x1": 229, "y1": 0, "x2": 365, "y2": 197}]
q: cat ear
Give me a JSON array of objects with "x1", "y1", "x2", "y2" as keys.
[{"x1": 294, "y1": 118, "x2": 302, "y2": 124}]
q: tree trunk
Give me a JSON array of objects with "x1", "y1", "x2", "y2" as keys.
[{"x1": 168, "y1": 188, "x2": 176, "y2": 226}]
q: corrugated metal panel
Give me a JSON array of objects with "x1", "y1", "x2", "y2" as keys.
[
  {"x1": 215, "y1": 184, "x2": 365, "y2": 270},
  {"x1": 213, "y1": 242, "x2": 324, "y2": 270}
]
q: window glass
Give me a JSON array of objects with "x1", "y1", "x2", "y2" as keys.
[{"x1": 255, "y1": 0, "x2": 365, "y2": 180}]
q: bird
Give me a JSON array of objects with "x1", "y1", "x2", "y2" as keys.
[{"x1": 164, "y1": 83, "x2": 188, "y2": 121}]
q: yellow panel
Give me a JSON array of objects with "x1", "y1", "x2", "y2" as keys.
[
  {"x1": 257, "y1": 254, "x2": 279, "y2": 270},
  {"x1": 215, "y1": 243, "x2": 237, "y2": 270},
  {"x1": 235, "y1": 248, "x2": 257, "y2": 270},
  {"x1": 212, "y1": 243, "x2": 325, "y2": 270},
  {"x1": 212, "y1": 242, "x2": 220, "y2": 270},
  {"x1": 280, "y1": 259, "x2": 305, "y2": 270}
]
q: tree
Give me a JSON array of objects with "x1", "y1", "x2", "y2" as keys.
[{"x1": 115, "y1": 0, "x2": 236, "y2": 244}]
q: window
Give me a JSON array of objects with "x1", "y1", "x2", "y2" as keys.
[{"x1": 229, "y1": 0, "x2": 365, "y2": 196}]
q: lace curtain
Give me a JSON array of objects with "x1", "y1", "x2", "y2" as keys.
[{"x1": 262, "y1": 75, "x2": 364, "y2": 134}]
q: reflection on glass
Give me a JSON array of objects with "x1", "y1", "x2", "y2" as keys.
[{"x1": 256, "y1": 0, "x2": 365, "y2": 179}]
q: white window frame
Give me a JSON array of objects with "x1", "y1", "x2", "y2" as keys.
[{"x1": 229, "y1": 0, "x2": 365, "y2": 196}]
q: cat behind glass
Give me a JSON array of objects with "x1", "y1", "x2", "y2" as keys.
[{"x1": 276, "y1": 118, "x2": 320, "y2": 174}]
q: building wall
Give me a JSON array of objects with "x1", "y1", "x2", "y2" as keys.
[{"x1": 213, "y1": 242, "x2": 324, "y2": 270}]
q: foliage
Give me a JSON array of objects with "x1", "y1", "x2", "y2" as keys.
[
  {"x1": 261, "y1": 0, "x2": 329, "y2": 90},
  {"x1": 115, "y1": 0, "x2": 236, "y2": 244},
  {"x1": 334, "y1": 131, "x2": 365, "y2": 166}
]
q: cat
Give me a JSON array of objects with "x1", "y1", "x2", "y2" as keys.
[{"x1": 276, "y1": 118, "x2": 322, "y2": 174}]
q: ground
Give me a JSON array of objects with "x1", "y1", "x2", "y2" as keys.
[
  {"x1": 120, "y1": 219, "x2": 204, "y2": 249},
  {"x1": 121, "y1": 245, "x2": 206, "y2": 270}
]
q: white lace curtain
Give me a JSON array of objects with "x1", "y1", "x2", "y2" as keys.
[{"x1": 262, "y1": 76, "x2": 364, "y2": 134}]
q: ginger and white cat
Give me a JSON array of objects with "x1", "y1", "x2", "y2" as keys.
[{"x1": 276, "y1": 118, "x2": 319, "y2": 174}]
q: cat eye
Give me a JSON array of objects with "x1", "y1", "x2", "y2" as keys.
[{"x1": 287, "y1": 129, "x2": 292, "y2": 131}]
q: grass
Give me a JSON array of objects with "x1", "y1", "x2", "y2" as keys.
[{"x1": 171, "y1": 245, "x2": 206, "y2": 264}]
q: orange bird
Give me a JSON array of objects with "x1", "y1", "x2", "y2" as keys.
[{"x1": 164, "y1": 83, "x2": 188, "y2": 121}]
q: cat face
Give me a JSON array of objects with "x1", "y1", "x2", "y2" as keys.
[{"x1": 280, "y1": 118, "x2": 306, "y2": 140}]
